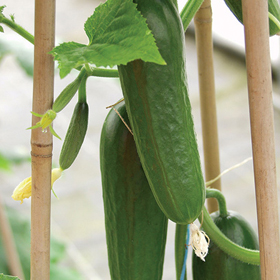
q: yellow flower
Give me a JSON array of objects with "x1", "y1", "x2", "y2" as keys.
[
  {"x1": 12, "y1": 177, "x2": 32, "y2": 204},
  {"x1": 190, "y1": 223, "x2": 210, "y2": 262},
  {"x1": 27, "y1": 110, "x2": 61, "y2": 140},
  {"x1": 12, "y1": 168, "x2": 63, "y2": 204}
]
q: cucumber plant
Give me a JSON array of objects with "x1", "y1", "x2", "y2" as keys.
[{"x1": 1, "y1": 0, "x2": 280, "y2": 279}]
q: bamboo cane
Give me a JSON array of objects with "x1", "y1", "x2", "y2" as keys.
[
  {"x1": 0, "y1": 197, "x2": 25, "y2": 279},
  {"x1": 194, "y1": 0, "x2": 221, "y2": 213},
  {"x1": 241, "y1": 0, "x2": 280, "y2": 279},
  {"x1": 30, "y1": 0, "x2": 55, "y2": 279}
]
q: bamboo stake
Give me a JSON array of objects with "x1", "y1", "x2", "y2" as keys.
[
  {"x1": 0, "y1": 197, "x2": 25, "y2": 279},
  {"x1": 241, "y1": 1, "x2": 280, "y2": 279},
  {"x1": 30, "y1": 0, "x2": 55, "y2": 279},
  {"x1": 194, "y1": 0, "x2": 221, "y2": 213}
]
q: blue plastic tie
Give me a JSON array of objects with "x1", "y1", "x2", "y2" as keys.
[{"x1": 180, "y1": 224, "x2": 190, "y2": 280}]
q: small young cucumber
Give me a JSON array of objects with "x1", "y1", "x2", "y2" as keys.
[
  {"x1": 224, "y1": 0, "x2": 280, "y2": 36},
  {"x1": 59, "y1": 101, "x2": 88, "y2": 170},
  {"x1": 100, "y1": 101, "x2": 168, "y2": 280},
  {"x1": 118, "y1": 0, "x2": 205, "y2": 224}
]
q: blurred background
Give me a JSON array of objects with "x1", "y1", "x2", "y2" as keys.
[{"x1": 0, "y1": 0, "x2": 280, "y2": 279}]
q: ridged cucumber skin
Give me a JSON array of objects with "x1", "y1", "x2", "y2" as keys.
[
  {"x1": 192, "y1": 210, "x2": 261, "y2": 280},
  {"x1": 59, "y1": 102, "x2": 88, "y2": 170},
  {"x1": 118, "y1": 0, "x2": 205, "y2": 224},
  {"x1": 224, "y1": 0, "x2": 280, "y2": 36},
  {"x1": 100, "y1": 101, "x2": 168, "y2": 280}
]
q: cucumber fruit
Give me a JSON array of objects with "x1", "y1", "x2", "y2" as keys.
[
  {"x1": 100, "y1": 101, "x2": 168, "y2": 280},
  {"x1": 118, "y1": 0, "x2": 205, "y2": 224}
]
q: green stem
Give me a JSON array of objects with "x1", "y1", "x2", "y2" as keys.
[
  {"x1": 88, "y1": 67, "x2": 119, "y2": 78},
  {"x1": 0, "y1": 15, "x2": 34, "y2": 44},
  {"x1": 206, "y1": 188, "x2": 228, "y2": 217},
  {"x1": 78, "y1": 73, "x2": 88, "y2": 103},
  {"x1": 200, "y1": 206, "x2": 260, "y2": 265},
  {"x1": 180, "y1": 0, "x2": 204, "y2": 32},
  {"x1": 84, "y1": 63, "x2": 91, "y2": 73},
  {"x1": 175, "y1": 224, "x2": 187, "y2": 280}
]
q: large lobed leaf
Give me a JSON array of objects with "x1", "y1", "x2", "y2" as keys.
[{"x1": 50, "y1": 0, "x2": 166, "y2": 78}]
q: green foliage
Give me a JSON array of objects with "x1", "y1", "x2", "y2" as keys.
[
  {"x1": 50, "y1": 0, "x2": 165, "y2": 78},
  {"x1": 0, "y1": 207, "x2": 83, "y2": 280}
]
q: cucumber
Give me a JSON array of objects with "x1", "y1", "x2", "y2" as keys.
[
  {"x1": 59, "y1": 101, "x2": 88, "y2": 170},
  {"x1": 100, "y1": 101, "x2": 168, "y2": 280},
  {"x1": 118, "y1": 0, "x2": 205, "y2": 224},
  {"x1": 192, "y1": 210, "x2": 261, "y2": 280}
]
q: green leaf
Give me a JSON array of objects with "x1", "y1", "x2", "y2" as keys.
[
  {"x1": 50, "y1": 0, "x2": 166, "y2": 78},
  {"x1": 50, "y1": 42, "x2": 88, "y2": 79}
]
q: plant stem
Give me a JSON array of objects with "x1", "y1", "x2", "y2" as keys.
[
  {"x1": 78, "y1": 73, "x2": 88, "y2": 103},
  {"x1": 180, "y1": 0, "x2": 204, "y2": 32},
  {"x1": 0, "y1": 15, "x2": 34, "y2": 44},
  {"x1": 242, "y1": 0, "x2": 280, "y2": 278},
  {"x1": 206, "y1": 188, "x2": 227, "y2": 217},
  {"x1": 200, "y1": 206, "x2": 260, "y2": 265},
  {"x1": 88, "y1": 67, "x2": 119, "y2": 78},
  {"x1": 194, "y1": 0, "x2": 221, "y2": 213},
  {"x1": 30, "y1": 0, "x2": 55, "y2": 279}
]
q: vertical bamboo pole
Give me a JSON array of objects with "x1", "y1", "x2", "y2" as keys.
[
  {"x1": 194, "y1": 0, "x2": 221, "y2": 213},
  {"x1": 30, "y1": 0, "x2": 55, "y2": 279},
  {"x1": 242, "y1": 0, "x2": 280, "y2": 279}
]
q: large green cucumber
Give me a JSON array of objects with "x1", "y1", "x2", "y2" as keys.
[
  {"x1": 100, "y1": 101, "x2": 168, "y2": 280},
  {"x1": 118, "y1": 0, "x2": 205, "y2": 224},
  {"x1": 192, "y1": 210, "x2": 261, "y2": 280}
]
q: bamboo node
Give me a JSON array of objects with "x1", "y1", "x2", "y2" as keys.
[{"x1": 31, "y1": 143, "x2": 53, "y2": 148}]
